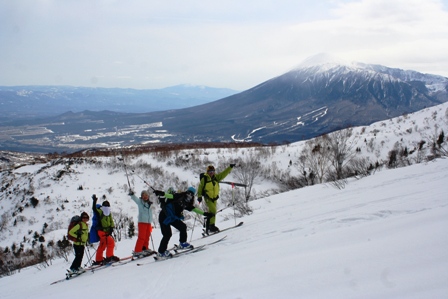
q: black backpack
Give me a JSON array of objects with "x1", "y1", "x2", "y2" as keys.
[{"x1": 200, "y1": 172, "x2": 206, "y2": 196}]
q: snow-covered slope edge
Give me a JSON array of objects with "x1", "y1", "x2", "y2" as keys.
[{"x1": 0, "y1": 158, "x2": 447, "y2": 298}]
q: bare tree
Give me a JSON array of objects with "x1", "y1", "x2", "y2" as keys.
[
  {"x1": 112, "y1": 208, "x2": 130, "y2": 241},
  {"x1": 298, "y1": 135, "x2": 331, "y2": 184},
  {"x1": 231, "y1": 153, "x2": 262, "y2": 202},
  {"x1": 431, "y1": 129, "x2": 448, "y2": 158},
  {"x1": 326, "y1": 128, "x2": 358, "y2": 180},
  {"x1": 0, "y1": 213, "x2": 11, "y2": 233}
]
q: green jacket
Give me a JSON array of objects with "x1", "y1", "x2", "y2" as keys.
[
  {"x1": 93, "y1": 201, "x2": 115, "y2": 234},
  {"x1": 197, "y1": 166, "x2": 232, "y2": 199},
  {"x1": 69, "y1": 221, "x2": 89, "y2": 245}
]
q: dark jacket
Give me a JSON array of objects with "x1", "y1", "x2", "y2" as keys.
[{"x1": 159, "y1": 192, "x2": 203, "y2": 225}]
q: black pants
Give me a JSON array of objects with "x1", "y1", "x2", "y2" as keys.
[
  {"x1": 70, "y1": 244, "x2": 85, "y2": 270},
  {"x1": 158, "y1": 212, "x2": 187, "y2": 253}
]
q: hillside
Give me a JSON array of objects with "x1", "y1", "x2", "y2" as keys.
[
  {"x1": 0, "y1": 155, "x2": 447, "y2": 298},
  {"x1": 0, "y1": 102, "x2": 447, "y2": 297},
  {"x1": 1, "y1": 102, "x2": 447, "y2": 250}
]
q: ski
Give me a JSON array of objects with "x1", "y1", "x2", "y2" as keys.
[
  {"x1": 51, "y1": 256, "x2": 132, "y2": 284},
  {"x1": 112, "y1": 251, "x2": 157, "y2": 267},
  {"x1": 50, "y1": 269, "x2": 87, "y2": 285},
  {"x1": 151, "y1": 245, "x2": 207, "y2": 263},
  {"x1": 89, "y1": 255, "x2": 132, "y2": 271},
  {"x1": 138, "y1": 235, "x2": 227, "y2": 265},
  {"x1": 202, "y1": 221, "x2": 244, "y2": 238}
]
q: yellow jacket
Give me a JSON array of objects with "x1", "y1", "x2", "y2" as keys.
[
  {"x1": 197, "y1": 166, "x2": 232, "y2": 199},
  {"x1": 68, "y1": 221, "x2": 89, "y2": 245}
]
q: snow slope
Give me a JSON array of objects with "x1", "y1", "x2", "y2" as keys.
[{"x1": 0, "y1": 158, "x2": 447, "y2": 299}]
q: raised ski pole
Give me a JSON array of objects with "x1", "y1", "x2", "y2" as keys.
[
  {"x1": 131, "y1": 170, "x2": 155, "y2": 191},
  {"x1": 118, "y1": 156, "x2": 132, "y2": 191}
]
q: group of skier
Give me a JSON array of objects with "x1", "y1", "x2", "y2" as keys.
[{"x1": 68, "y1": 163, "x2": 235, "y2": 274}]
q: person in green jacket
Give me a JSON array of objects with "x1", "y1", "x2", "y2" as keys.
[
  {"x1": 92, "y1": 195, "x2": 119, "y2": 265},
  {"x1": 197, "y1": 164, "x2": 235, "y2": 233},
  {"x1": 68, "y1": 211, "x2": 89, "y2": 273}
]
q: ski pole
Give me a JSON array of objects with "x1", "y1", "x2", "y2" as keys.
[
  {"x1": 190, "y1": 216, "x2": 197, "y2": 242},
  {"x1": 119, "y1": 157, "x2": 132, "y2": 191},
  {"x1": 232, "y1": 183, "x2": 236, "y2": 226},
  {"x1": 216, "y1": 205, "x2": 232, "y2": 214},
  {"x1": 150, "y1": 234, "x2": 155, "y2": 252},
  {"x1": 221, "y1": 181, "x2": 247, "y2": 187},
  {"x1": 131, "y1": 170, "x2": 155, "y2": 191},
  {"x1": 84, "y1": 245, "x2": 95, "y2": 267}
]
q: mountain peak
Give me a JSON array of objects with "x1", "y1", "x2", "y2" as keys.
[
  {"x1": 295, "y1": 53, "x2": 359, "y2": 71},
  {"x1": 299, "y1": 53, "x2": 349, "y2": 67}
]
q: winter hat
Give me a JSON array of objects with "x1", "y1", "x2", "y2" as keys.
[
  {"x1": 187, "y1": 186, "x2": 196, "y2": 195},
  {"x1": 206, "y1": 165, "x2": 215, "y2": 172},
  {"x1": 141, "y1": 190, "x2": 149, "y2": 197},
  {"x1": 102, "y1": 201, "x2": 110, "y2": 207},
  {"x1": 80, "y1": 212, "x2": 89, "y2": 219}
]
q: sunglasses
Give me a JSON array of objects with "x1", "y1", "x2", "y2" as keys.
[{"x1": 207, "y1": 170, "x2": 215, "y2": 173}]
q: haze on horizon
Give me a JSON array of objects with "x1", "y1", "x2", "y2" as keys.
[{"x1": 1, "y1": 0, "x2": 448, "y2": 91}]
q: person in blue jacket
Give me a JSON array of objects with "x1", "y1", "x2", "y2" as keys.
[
  {"x1": 89, "y1": 203, "x2": 101, "y2": 244},
  {"x1": 128, "y1": 189, "x2": 154, "y2": 257},
  {"x1": 153, "y1": 186, "x2": 214, "y2": 258}
]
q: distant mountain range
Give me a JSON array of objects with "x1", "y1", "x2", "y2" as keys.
[
  {"x1": 1, "y1": 54, "x2": 447, "y2": 153},
  {"x1": 0, "y1": 84, "x2": 238, "y2": 119}
]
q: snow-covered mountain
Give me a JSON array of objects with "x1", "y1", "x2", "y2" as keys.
[
  {"x1": 2, "y1": 54, "x2": 447, "y2": 153},
  {"x1": 159, "y1": 53, "x2": 448, "y2": 144},
  {"x1": 0, "y1": 101, "x2": 447, "y2": 298},
  {"x1": 293, "y1": 53, "x2": 448, "y2": 94}
]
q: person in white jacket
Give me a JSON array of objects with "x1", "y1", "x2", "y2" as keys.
[{"x1": 129, "y1": 190, "x2": 154, "y2": 256}]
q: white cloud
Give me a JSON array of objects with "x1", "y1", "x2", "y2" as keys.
[{"x1": 0, "y1": 0, "x2": 447, "y2": 90}]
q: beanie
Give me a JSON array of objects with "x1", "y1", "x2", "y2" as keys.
[
  {"x1": 187, "y1": 186, "x2": 196, "y2": 194},
  {"x1": 102, "y1": 201, "x2": 110, "y2": 207}
]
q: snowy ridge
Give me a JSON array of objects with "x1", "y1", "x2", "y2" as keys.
[{"x1": 293, "y1": 53, "x2": 448, "y2": 91}]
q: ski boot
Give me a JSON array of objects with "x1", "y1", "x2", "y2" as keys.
[
  {"x1": 178, "y1": 242, "x2": 194, "y2": 249},
  {"x1": 209, "y1": 224, "x2": 220, "y2": 233},
  {"x1": 157, "y1": 250, "x2": 173, "y2": 260}
]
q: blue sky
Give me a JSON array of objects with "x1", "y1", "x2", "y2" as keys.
[{"x1": 1, "y1": 0, "x2": 447, "y2": 90}]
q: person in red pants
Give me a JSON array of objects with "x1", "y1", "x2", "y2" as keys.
[
  {"x1": 129, "y1": 189, "x2": 155, "y2": 257},
  {"x1": 92, "y1": 195, "x2": 119, "y2": 265}
]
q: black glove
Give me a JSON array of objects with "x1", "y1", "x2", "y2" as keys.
[
  {"x1": 128, "y1": 190, "x2": 134, "y2": 195},
  {"x1": 153, "y1": 190, "x2": 165, "y2": 196},
  {"x1": 203, "y1": 212, "x2": 215, "y2": 218},
  {"x1": 230, "y1": 163, "x2": 236, "y2": 168},
  {"x1": 92, "y1": 194, "x2": 98, "y2": 201},
  {"x1": 197, "y1": 196, "x2": 203, "y2": 203}
]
